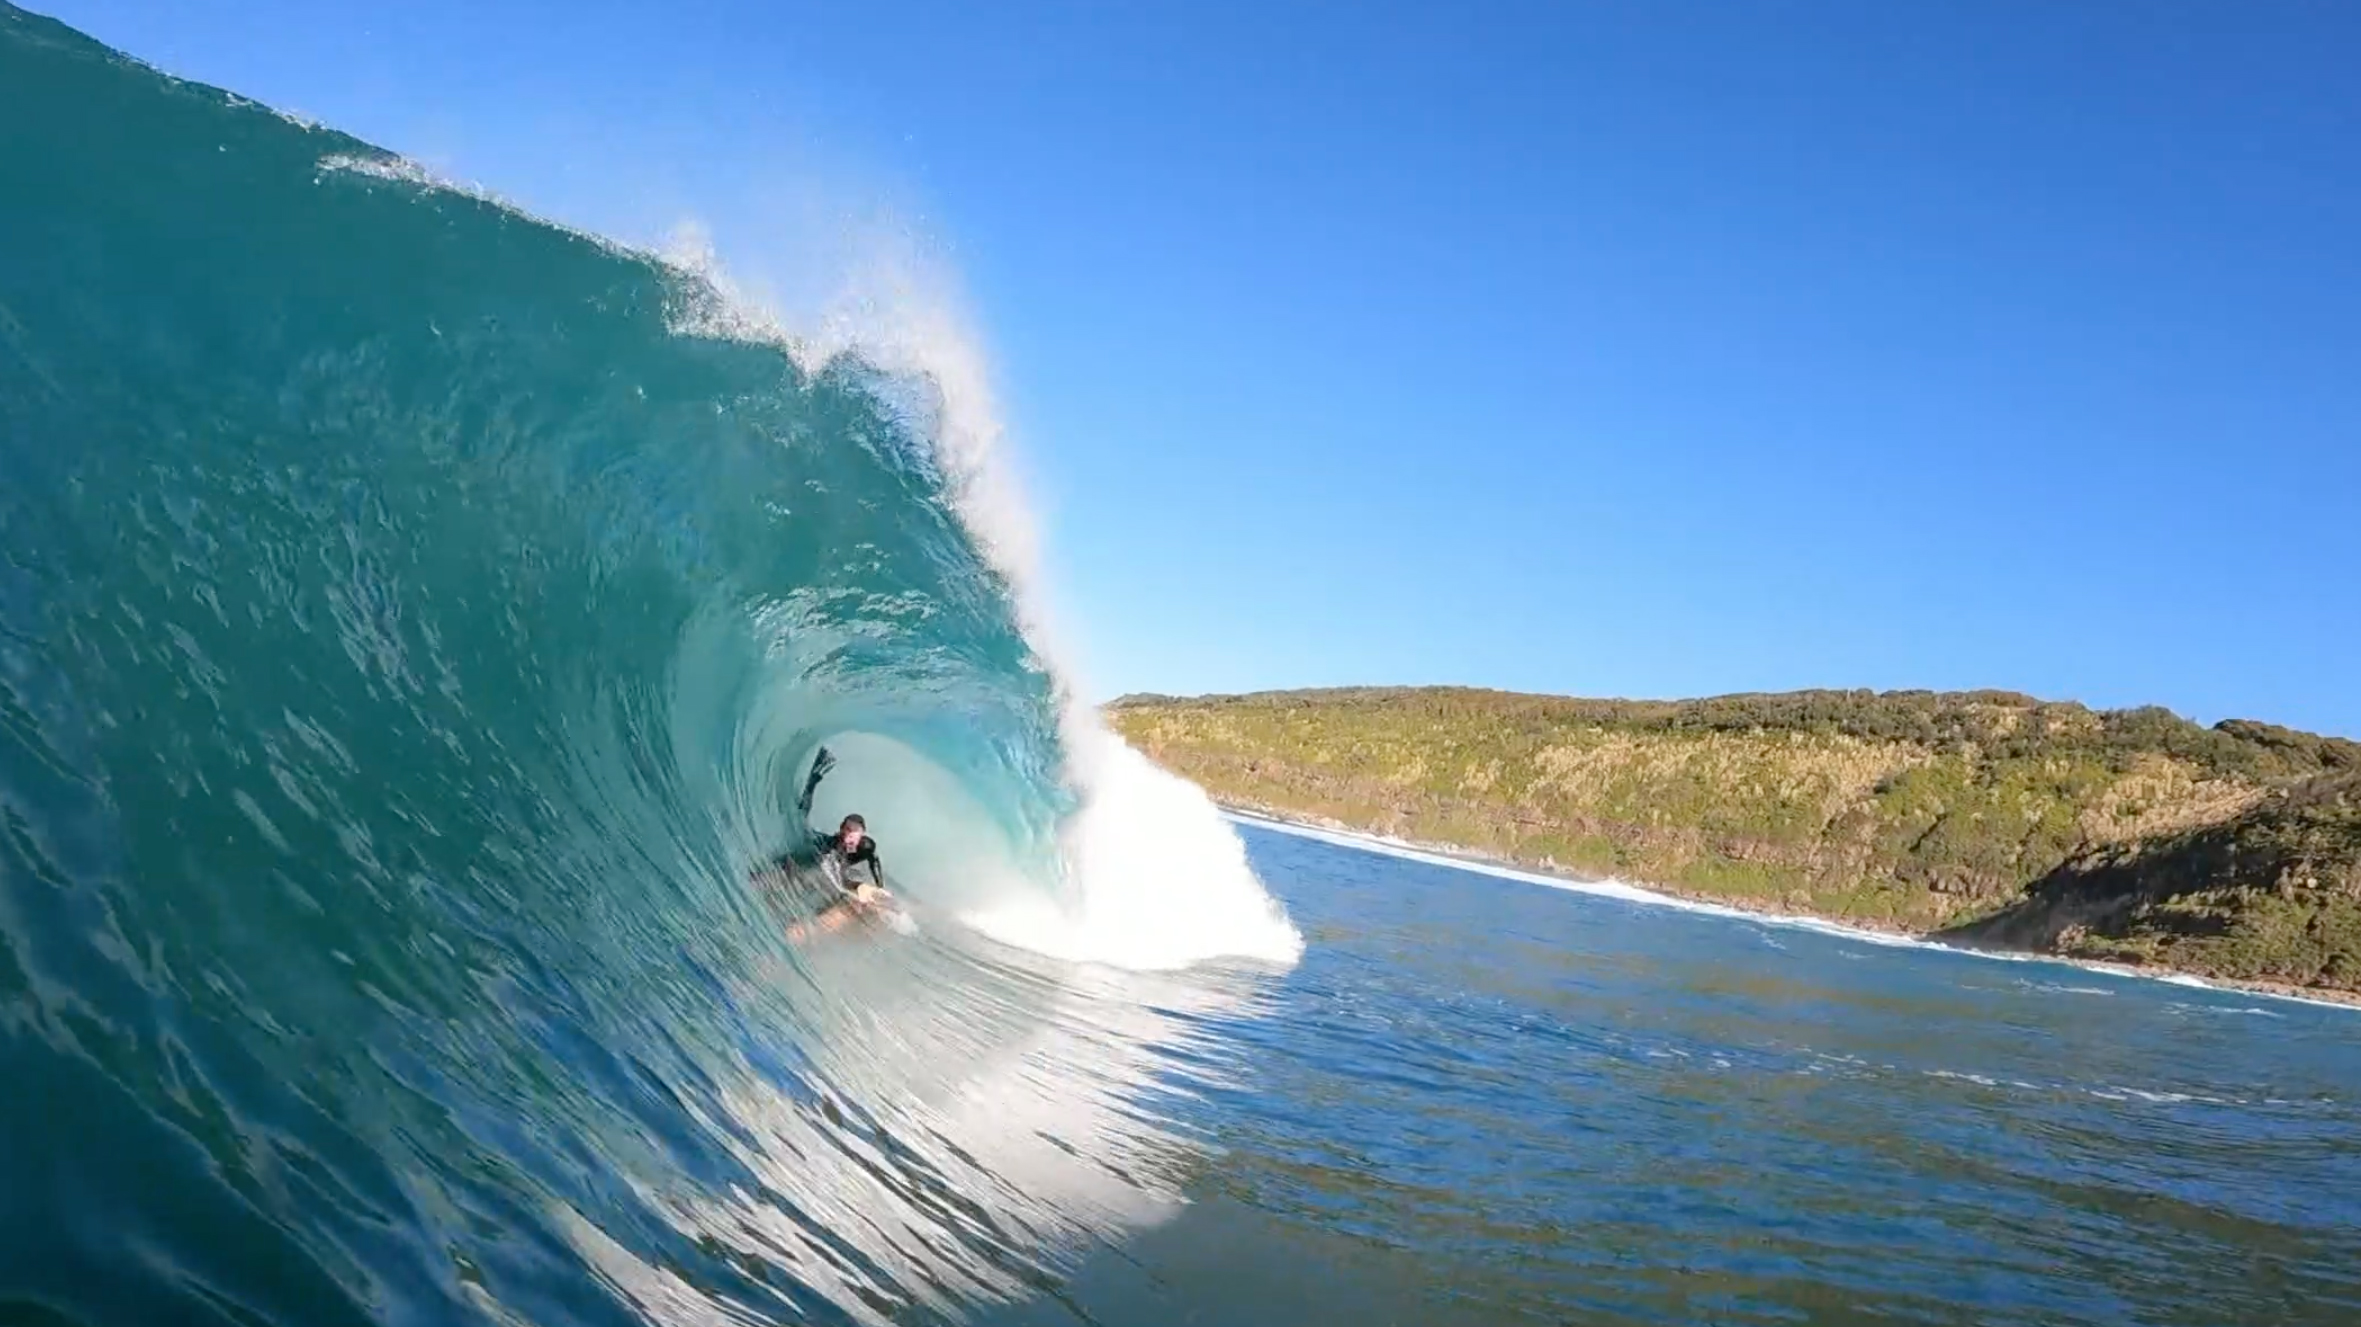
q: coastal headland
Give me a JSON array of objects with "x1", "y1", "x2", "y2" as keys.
[{"x1": 1107, "y1": 687, "x2": 2361, "y2": 998}]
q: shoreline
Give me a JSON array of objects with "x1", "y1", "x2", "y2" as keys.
[{"x1": 1219, "y1": 802, "x2": 2361, "y2": 1013}]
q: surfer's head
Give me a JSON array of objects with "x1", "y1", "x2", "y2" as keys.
[{"x1": 838, "y1": 814, "x2": 866, "y2": 848}]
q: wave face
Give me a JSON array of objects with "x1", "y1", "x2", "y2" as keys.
[{"x1": 0, "y1": 8, "x2": 1297, "y2": 1325}]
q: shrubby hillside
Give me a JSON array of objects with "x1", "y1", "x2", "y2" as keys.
[{"x1": 1108, "y1": 688, "x2": 2361, "y2": 992}]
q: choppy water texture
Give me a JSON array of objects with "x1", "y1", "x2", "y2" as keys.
[
  {"x1": 5, "y1": 8, "x2": 2359, "y2": 1327},
  {"x1": 1043, "y1": 822, "x2": 2359, "y2": 1327}
]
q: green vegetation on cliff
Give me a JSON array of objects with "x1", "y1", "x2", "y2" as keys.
[{"x1": 1106, "y1": 687, "x2": 2361, "y2": 992}]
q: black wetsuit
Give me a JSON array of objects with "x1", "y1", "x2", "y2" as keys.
[
  {"x1": 810, "y1": 830, "x2": 885, "y2": 894},
  {"x1": 776, "y1": 745, "x2": 883, "y2": 898}
]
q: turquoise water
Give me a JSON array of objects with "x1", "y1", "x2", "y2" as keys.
[
  {"x1": 2, "y1": 8, "x2": 1285, "y2": 1323},
  {"x1": 5, "y1": 8, "x2": 2359, "y2": 1326}
]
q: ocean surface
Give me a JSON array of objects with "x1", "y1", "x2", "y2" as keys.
[
  {"x1": 1037, "y1": 820, "x2": 2361, "y2": 1327},
  {"x1": 5, "y1": 7, "x2": 2359, "y2": 1326}
]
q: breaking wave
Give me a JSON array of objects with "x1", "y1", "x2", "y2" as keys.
[{"x1": 0, "y1": 8, "x2": 1296, "y2": 1325}]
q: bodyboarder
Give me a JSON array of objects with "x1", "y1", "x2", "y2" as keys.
[{"x1": 775, "y1": 747, "x2": 893, "y2": 940}]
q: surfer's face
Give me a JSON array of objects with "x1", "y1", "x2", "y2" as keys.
[{"x1": 839, "y1": 824, "x2": 865, "y2": 849}]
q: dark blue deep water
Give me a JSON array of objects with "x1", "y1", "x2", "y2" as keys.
[{"x1": 986, "y1": 822, "x2": 2361, "y2": 1327}]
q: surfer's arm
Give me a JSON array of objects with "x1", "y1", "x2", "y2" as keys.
[
  {"x1": 794, "y1": 747, "x2": 835, "y2": 818},
  {"x1": 837, "y1": 854, "x2": 884, "y2": 906}
]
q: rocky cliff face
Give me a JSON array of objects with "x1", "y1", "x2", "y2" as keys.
[{"x1": 1107, "y1": 687, "x2": 2361, "y2": 992}]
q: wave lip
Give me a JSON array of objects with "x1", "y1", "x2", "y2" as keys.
[{"x1": 639, "y1": 148, "x2": 1298, "y2": 975}]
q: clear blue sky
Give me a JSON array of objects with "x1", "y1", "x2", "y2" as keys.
[{"x1": 36, "y1": 1, "x2": 2361, "y2": 736}]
